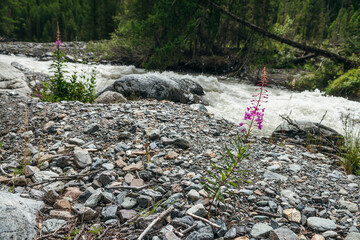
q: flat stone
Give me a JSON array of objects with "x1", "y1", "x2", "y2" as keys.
[
  {"x1": 198, "y1": 225, "x2": 214, "y2": 240},
  {"x1": 131, "y1": 178, "x2": 144, "y2": 187},
  {"x1": 165, "y1": 151, "x2": 179, "y2": 160},
  {"x1": 74, "y1": 148, "x2": 92, "y2": 168},
  {"x1": 186, "y1": 204, "x2": 207, "y2": 217},
  {"x1": 32, "y1": 171, "x2": 59, "y2": 183},
  {"x1": 288, "y1": 164, "x2": 301, "y2": 173},
  {"x1": 123, "y1": 161, "x2": 144, "y2": 171},
  {"x1": 119, "y1": 209, "x2": 137, "y2": 222},
  {"x1": 24, "y1": 165, "x2": 39, "y2": 177},
  {"x1": 73, "y1": 204, "x2": 98, "y2": 220},
  {"x1": 224, "y1": 227, "x2": 237, "y2": 240},
  {"x1": 322, "y1": 231, "x2": 337, "y2": 238},
  {"x1": 269, "y1": 227, "x2": 297, "y2": 240},
  {"x1": 64, "y1": 187, "x2": 82, "y2": 200},
  {"x1": 345, "y1": 232, "x2": 360, "y2": 240},
  {"x1": 307, "y1": 217, "x2": 336, "y2": 232},
  {"x1": 101, "y1": 205, "x2": 118, "y2": 220},
  {"x1": 124, "y1": 173, "x2": 134, "y2": 184},
  {"x1": 42, "y1": 219, "x2": 67, "y2": 234},
  {"x1": 280, "y1": 189, "x2": 299, "y2": 204},
  {"x1": 69, "y1": 138, "x2": 85, "y2": 146},
  {"x1": 311, "y1": 234, "x2": 325, "y2": 240},
  {"x1": 173, "y1": 138, "x2": 191, "y2": 149},
  {"x1": 84, "y1": 123, "x2": 100, "y2": 134},
  {"x1": 264, "y1": 170, "x2": 288, "y2": 181},
  {"x1": 84, "y1": 190, "x2": 103, "y2": 208},
  {"x1": 137, "y1": 195, "x2": 154, "y2": 208},
  {"x1": 338, "y1": 200, "x2": 358, "y2": 213},
  {"x1": 187, "y1": 189, "x2": 200, "y2": 202},
  {"x1": 121, "y1": 197, "x2": 137, "y2": 209},
  {"x1": 267, "y1": 164, "x2": 281, "y2": 172},
  {"x1": 0, "y1": 192, "x2": 44, "y2": 240},
  {"x1": 54, "y1": 199, "x2": 71, "y2": 210},
  {"x1": 251, "y1": 223, "x2": 273, "y2": 238},
  {"x1": 283, "y1": 208, "x2": 301, "y2": 223},
  {"x1": 49, "y1": 210, "x2": 74, "y2": 220},
  {"x1": 165, "y1": 231, "x2": 181, "y2": 240}
]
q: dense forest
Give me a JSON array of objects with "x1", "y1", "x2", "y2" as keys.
[{"x1": 1, "y1": 0, "x2": 360, "y2": 97}]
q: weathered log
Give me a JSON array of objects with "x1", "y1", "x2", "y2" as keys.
[{"x1": 203, "y1": 0, "x2": 358, "y2": 68}]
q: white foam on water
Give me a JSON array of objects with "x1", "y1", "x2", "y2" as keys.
[{"x1": 1, "y1": 53, "x2": 359, "y2": 136}]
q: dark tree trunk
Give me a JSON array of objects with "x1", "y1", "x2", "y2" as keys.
[{"x1": 202, "y1": 0, "x2": 358, "y2": 68}]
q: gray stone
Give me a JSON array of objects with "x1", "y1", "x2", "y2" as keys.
[
  {"x1": 101, "y1": 205, "x2": 118, "y2": 220},
  {"x1": 174, "y1": 138, "x2": 191, "y2": 149},
  {"x1": 186, "y1": 204, "x2": 207, "y2": 217},
  {"x1": 338, "y1": 200, "x2": 359, "y2": 213},
  {"x1": 269, "y1": 227, "x2": 297, "y2": 240},
  {"x1": 32, "y1": 171, "x2": 59, "y2": 183},
  {"x1": 121, "y1": 197, "x2": 137, "y2": 209},
  {"x1": 322, "y1": 231, "x2": 337, "y2": 238},
  {"x1": 138, "y1": 195, "x2": 154, "y2": 208},
  {"x1": 84, "y1": 123, "x2": 100, "y2": 134},
  {"x1": 264, "y1": 170, "x2": 288, "y2": 181},
  {"x1": 197, "y1": 226, "x2": 214, "y2": 240},
  {"x1": 224, "y1": 227, "x2": 237, "y2": 240},
  {"x1": 102, "y1": 74, "x2": 205, "y2": 104},
  {"x1": 119, "y1": 209, "x2": 137, "y2": 222},
  {"x1": 0, "y1": 192, "x2": 44, "y2": 240},
  {"x1": 141, "y1": 189, "x2": 163, "y2": 202},
  {"x1": 0, "y1": 62, "x2": 31, "y2": 96},
  {"x1": 187, "y1": 189, "x2": 200, "y2": 202},
  {"x1": 190, "y1": 104, "x2": 207, "y2": 112},
  {"x1": 84, "y1": 190, "x2": 103, "y2": 208},
  {"x1": 288, "y1": 164, "x2": 301, "y2": 173},
  {"x1": 345, "y1": 232, "x2": 360, "y2": 240},
  {"x1": 250, "y1": 223, "x2": 273, "y2": 238},
  {"x1": 42, "y1": 219, "x2": 67, "y2": 234},
  {"x1": 281, "y1": 189, "x2": 299, "y2": 204},
  {"x1": 74, "y1": 148, "x2": 92, "y2": 168},
  {"x1": 307, "y1": 217, "x2": 336, "y2": 232},
  {"x1": 95, "y1": 91, "x2": 127, "y2": 104},
  {"x1": 267, "y1": 164, "x2": 281, "y2": 172},
  {"x1": 115, "y1": 191, "x2": 127, "y2": 205},
  {"x1": 69, "y1": 138, "x2": 85, "y2": 146}
]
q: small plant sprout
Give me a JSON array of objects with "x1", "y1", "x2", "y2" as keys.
[
  {"x1": 201, "y1": 67, "x2": 269, "y2": 217},
  {"x1": 89, "y1": 225, "x2": 103, "y2": 235}
]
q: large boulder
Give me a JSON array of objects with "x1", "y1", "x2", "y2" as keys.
[
  {"x1": 271, "y1": 120, "x2": 343, "y2": 148},
  {"x1": 100, "y1": 74, "x2": 205, "y2": 104},
  {"x1": 0, "y1": 191, "x2": 44, "y2": 240},
  {"x1": 0, "y1": 62, "x2": 31, "y2": 96}
]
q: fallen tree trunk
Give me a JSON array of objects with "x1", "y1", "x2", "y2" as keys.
[{"x1": 203, "y1": 0, "x2": 358, "y2": 68}]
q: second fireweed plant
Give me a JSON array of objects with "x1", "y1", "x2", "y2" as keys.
[
  {"x1": 41, "y1": 26, "x2": 96, "y2": 103},
  {"x1": 201, "y1": 67, "x2": 269, "y2": 217}
]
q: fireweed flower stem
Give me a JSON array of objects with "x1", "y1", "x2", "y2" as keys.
[{"x1": 241, "y1": 67, "x2": 269, "y2": 141}]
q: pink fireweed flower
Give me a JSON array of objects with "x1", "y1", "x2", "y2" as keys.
[{"x1": 240, "y1": 67, "x2": 269, "y2": 137}]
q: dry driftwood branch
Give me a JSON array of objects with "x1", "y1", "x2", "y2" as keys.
[
  {"x1": 255, "y1": 210, "x2": 280, "y2": 218},
  {"x1": 0, "y1": 164, "x2": 13, "y2": 178},
  {"x1": 138, "y1": 205, "x2": 175, "y2": 240},
  {"x1": 186, "y1": 212, "x2": 221, "y2": 228},
  {"x1": 203, "y1": 0, "x2": 358, "y2": 68}
]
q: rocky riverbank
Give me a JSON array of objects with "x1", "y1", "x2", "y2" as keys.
[{"x1": 0, "y1": 91, "x2": 359, "y2": 240}]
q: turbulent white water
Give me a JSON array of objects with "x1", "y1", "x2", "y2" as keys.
[{"x1": 1, "y1": 54, "x2": 359, "y2": 136}]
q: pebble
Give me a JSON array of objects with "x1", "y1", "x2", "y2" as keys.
[
  {"x1": 307, "y1": 217, "x2": 336, "y2": 231},
  {"x1": 250, "y1": 223, "x2": 273, "y2": 238}
]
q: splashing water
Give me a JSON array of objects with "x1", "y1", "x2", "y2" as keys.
[{"x1": 1, "y1": 54, "x2": 359, "y2": 136}]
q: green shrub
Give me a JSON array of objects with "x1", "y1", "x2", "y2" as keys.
[
  {"x1": 40, "y1": 28, "x2": 96, "y2": 103},
  {"x1": 340, "y1": 114, "x2": 360, "y2": 175},
  {"x1": 326, "y1": 68, "x2": 360, "y2": 99}
]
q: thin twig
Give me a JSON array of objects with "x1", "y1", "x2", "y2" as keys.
[
  {"x1": 186, "y1": 212, "x2": 221, "y2": 228},
  {"x1": 181, "y1": 224, "x2": 197, "y2": 234},
  {"x1": 0, "y1": 164, "x2": 13, "y2": 177},
  {"x1": 106, "y1": 184, "x2": 150, "y2": 190},
  {"x1": 255, "y1": 210, "x2": 280, "y2": 218},
  {"x1": 74, "y1": 223, "x2": 85, "y2": 240},
  {"x1": 138, "y1": 206, "x2": 175, "y2": 240}
]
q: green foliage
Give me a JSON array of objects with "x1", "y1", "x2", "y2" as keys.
[
  {"x1": 88, "y1": 226, "x2": 103, "y2": 235},
  {"x1": 41, "y1": 41, "x2": 97, "y2": 103},
  {"x1": 292, "y1": 59, "x2": 343, "y2": 91},
  {"x1": 65, "y1": 227, "x2": 80, "y2": 239},
  {"x1": 326, "y1": 68, "x2": 360, "y2": 99},
  {"x1": 339, "y1": 114, "x2": 360, "y2": 175},
  {"x1": 201, "y1": 135, "x2": 250, "y2": 216}
]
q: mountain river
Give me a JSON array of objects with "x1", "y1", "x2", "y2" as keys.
[{"x1": 1, "y1": 54, "x2": 359, "y2": 136}]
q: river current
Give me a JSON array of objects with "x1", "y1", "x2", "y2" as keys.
[{"x1": 1, "y1": 54, "x2": 359, "y2": 136}]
